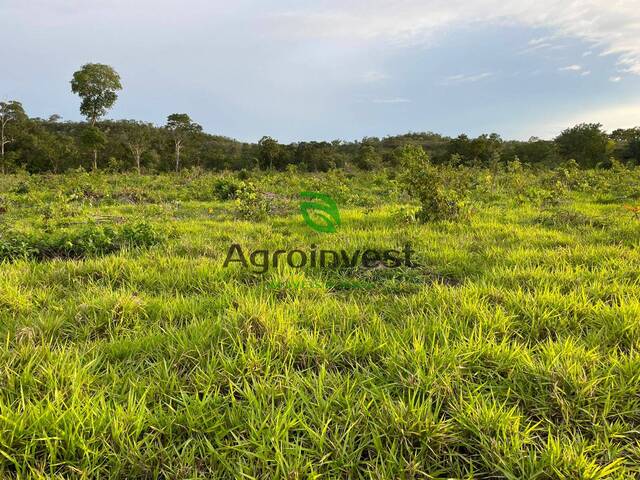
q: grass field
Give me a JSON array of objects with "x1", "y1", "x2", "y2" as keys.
[{"x1": 0, "y1": 167, "x2": 639, "y2": 478}]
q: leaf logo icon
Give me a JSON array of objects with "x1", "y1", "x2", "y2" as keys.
[{"x1": 300, "y1": 192, "x2": 341, "y2": 233}]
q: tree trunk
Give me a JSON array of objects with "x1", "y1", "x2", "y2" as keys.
[
  {"x1": 1, "y1": 121, "x2": 5, "y2": 175},
  {"x1": 91, "y1": 117, "x2": 97, "y2": 172},
  {"x1": 175, "y1": 141, "x2": 181, "y2": 172},
  {"x1": 136, "y1": 152, "x2": 141, "y2": 175}
]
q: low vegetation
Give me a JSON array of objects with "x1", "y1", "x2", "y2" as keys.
[{"x1": 0, "y1": 163, "x2": 639, "y2": 478}]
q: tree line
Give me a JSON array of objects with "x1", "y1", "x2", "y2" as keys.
[{"x1": 1, "y1": 63, "x2": 639, "y2": 174}]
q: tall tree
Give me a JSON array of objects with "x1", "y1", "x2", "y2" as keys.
[
  {"x1": 257, "y1": 136, "x2": 281, "y2": 170},
  {"x1": 611, "y1": 127, "x2": 640, "y2": 165},
  {"x1": 0, "y1": 101, "x2": 27, "y2": 174},
  {"x1": 165, "y1": 114, "x2": 202, "y2": 172},
  {"x1": 355, "y1": 143, "x2": 380, "y2": 170},
  {"x1": 124, "y1": 121, "x2": 152, "y2": 174},
  {"x1": 70, "y1": 63, "x2": 122, "y2": 170},
  {"x1": 555, "y1": 123, "x2": 609, "y2": 168},
  {"x1": 79, "y1": 126, "x2": 107, "y2": 171},
  {"x1": 446, "y1": 133, "x2": 502, "y2": 166}
]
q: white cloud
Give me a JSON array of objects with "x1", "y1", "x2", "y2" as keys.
[
  {"x1": 529, "y1": 37, "x2": 551, "y2": 46},
  {"x1": 272, "y1": 1, "x2": 640, "y2": 74},
  {"x1": 371, "y1": 97, "x2": 410, "y2": 104},
  {"x1": 559, "y1": 64, "x2": 583, "y2": 71},
  {"x1": 609, "y1": 76, "x2": 622, "y2": 82},
  {"x1": 583, "y1": 51, "x2": 593, "y2": 57},
  {"x1": 518, "y1": 42, "x2": 553, "y2": 54},
  {"x1": 442, "y1": 72, "x2": 493, "y2": 84},
  {"x1": 519, "y1": 36, "x2": 569, "y2": 55},
  {"x1": 559, "y1": 65, "x2": 592, "y2": 76}
]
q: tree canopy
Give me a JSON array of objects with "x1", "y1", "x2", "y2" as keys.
[
  {"x1": 71, "y1": 63, "x2": 122, "y2": 125},
  {"x1": 555, "y1": 123, "x2": 610, "y2": 168}
]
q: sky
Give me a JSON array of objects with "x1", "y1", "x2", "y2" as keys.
[{"x1": 2, "y1": 0, "x2": 640, "y2": 143}]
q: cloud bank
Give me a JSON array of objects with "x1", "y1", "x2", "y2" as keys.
[
  {"x1": 273, "y1": 0, "x2": 640, "y2": 74},
  {"x1": 1, "y1": 0, "x2": 637, "y2": 141}
]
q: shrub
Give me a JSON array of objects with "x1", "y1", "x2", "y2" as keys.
[
  {"x1": 66, "y1": 183, "x2": 105, "y2": 202},
  {"x1": 551, "y1": 159, "x2": 581, "y2": 190},
  {"x1": 235, "y1": 182, "x2": 270, "y2": 220},
  {"x1": 538, "y1": 181, "x2": 568, "y2": 208},
  {"x1": 236, "y1": 168, "x2": 251, "y2": 180},
  {"x1": 118, "y1": 222, "x2": 165, "y2": 247},
  {"x1": 0, "y1": 222, "x2": 164, "y2": 262},
  {"x1": 12, "y1": 181, "x2": 30, "y2": 195},
  {"x1": 397, "y1": 145, "x2": 462, "y2": 222},
  {"x1": 390, "y1": 206, "x2": 419, "y2": 225},
  {"x1": 506, "y1": 157, "x2": 523, "y2": 174},
  {"x1": 0, "y1": 233, "x2": 38, "y2": 259},
  {"x1": 106, "y1": 157, "x2": 124, "y2": 173},
  {"x1": 116, "y1": 186, "x2": 151, "y2": 203},
  {"x1": 212, "y1": 177, "x2": 243, "y2": 200}
]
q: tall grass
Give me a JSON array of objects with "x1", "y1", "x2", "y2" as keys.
[{"x1": 0, "y1": 166, "x2": 638, "y2": 478}]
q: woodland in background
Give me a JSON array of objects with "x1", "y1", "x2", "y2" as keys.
[
  {"x1": 2, "y1": 61, "x2": 638, "y2": 175},
  {"x1": 2, "y1": 108, "x2": 640, "y2": 174},
  {"x1": 2, "y1": 61, "x2": 639, "y2": 175}
]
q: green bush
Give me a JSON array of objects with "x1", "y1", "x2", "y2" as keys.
[
  {"x1": 397, "y1": 145, "x2": 463, "y2": 222},
  {"x1": 236, "y1": 168, "x2": 251, "y2": 180},
  {"x1": 12, "y1": 181, "x2": 30, "y2": 195},
  {"x1": 0, "y1": 221, "x2": 164, "y2": 261},
  {"x1": 212, "y1": 177, "x2": 243, "y2": 200},
  {"x1": 235, "y1": 182, "x2": 270, "y2": 220},
  {"x1": 0, "y1": 233, "x2": 38, "y2": 259}
]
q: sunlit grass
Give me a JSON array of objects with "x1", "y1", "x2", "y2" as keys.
[{"x1": 0, "y1": 169, "x2": 639, "y2": 478}]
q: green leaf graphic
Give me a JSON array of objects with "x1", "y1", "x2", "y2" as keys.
[{"x1": 300, "y1": 192, "x2": 341, "y2": 233}]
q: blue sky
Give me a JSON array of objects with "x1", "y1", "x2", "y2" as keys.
[{"x1": 2, "y1": 0, "x2": 639, "y2": 143}]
